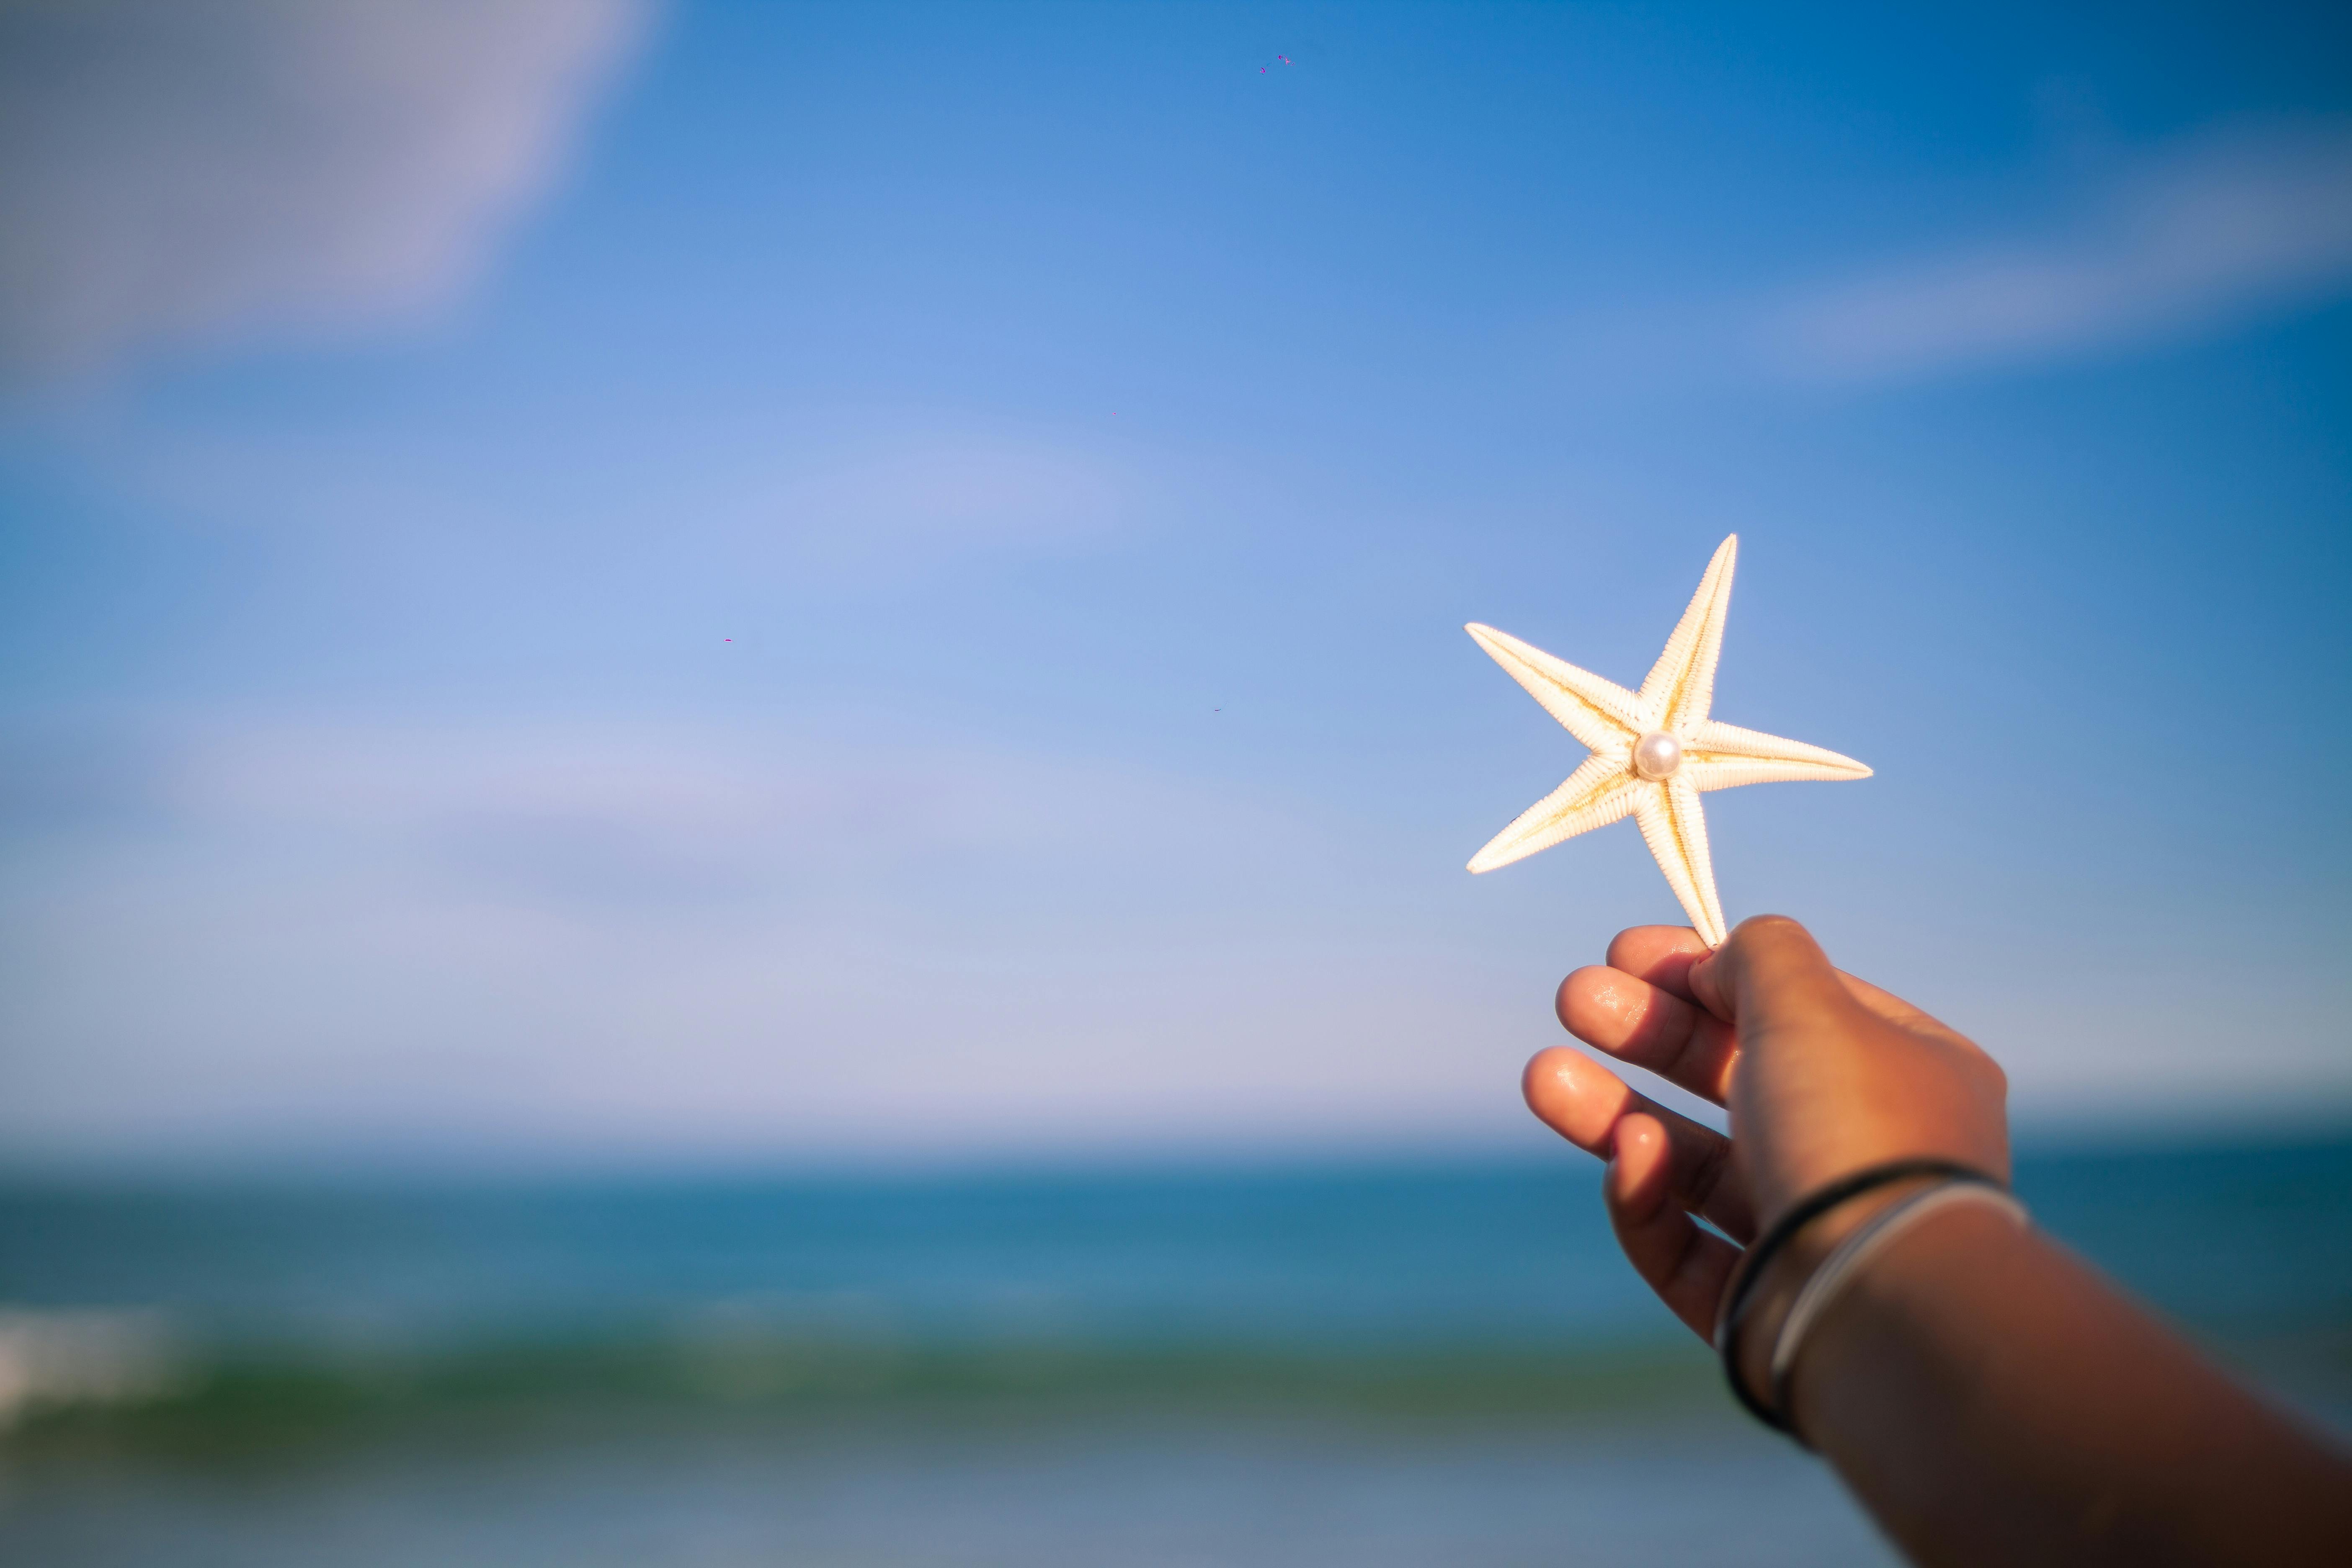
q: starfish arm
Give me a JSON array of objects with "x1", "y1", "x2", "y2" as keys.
[
  {"x1": 1465, "y1": 624, "x2": 1642, "y2": 753},
  {"x1": 1635, "y1": 534, "x2": 1738, "y2": 731},
  {"x1": 1633, "y1": 777, "x2": 1727, "y2": 947},
  {"x1": 1680, "y1": 719, "x2": 1873, "y2": 791},
  {"x1": 1467, "y1": 754, "x2": 1646, "y2": 874}
]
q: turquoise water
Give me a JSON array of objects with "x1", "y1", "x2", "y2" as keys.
[
  {"x1": 10, "y1": 1136, "x2": 2347, "y2": 1351},
  {"x1": 2, "y1": 1134, "x2": 2347, "y2": 1565}
]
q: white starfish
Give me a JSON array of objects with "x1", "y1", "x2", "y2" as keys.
[{"x1": 1465, "y1": 535, "x2": 1870, "y2": 947}]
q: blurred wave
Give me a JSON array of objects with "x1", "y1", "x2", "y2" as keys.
[
  {"x1": 0, "y1": 1308, "x2": 185, "y2": 1431},
  {"x1": 5, "y1": 1330, "x2": 1734, "y2": 1465}
]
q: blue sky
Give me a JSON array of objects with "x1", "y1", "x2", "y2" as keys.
[{"x1": 3, "y1": 1, "x2": 2348, "y2": 1168}]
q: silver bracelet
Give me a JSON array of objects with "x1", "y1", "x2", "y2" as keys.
[{"x1": 1766, "y1": 1177, "x2": 2029, "y2": 1435}]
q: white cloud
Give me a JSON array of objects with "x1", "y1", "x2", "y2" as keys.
[
  {"x1": 0, "y1": 0, "x2": 651, "y2": 379},
  {"x1": 164, "y1": 719, "x2": 1242, "y2": 905},
  {"x1": 1756, "y1": 119, "x2": 2352, "y2": 384},
  {"x1": 0, "y1": 717, "x2": 1527, "y2": 1163},
  {"x1": 68, "y1": 407, "x2": 1149, "y2": 578},
  {"x1": 769, "y1": 438, "x2": 1134, "y2": 560}
]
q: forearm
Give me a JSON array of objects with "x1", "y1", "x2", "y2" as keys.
[{"x1": 1785, "y1": 1202, "x2": 2352, "y2": 1567}]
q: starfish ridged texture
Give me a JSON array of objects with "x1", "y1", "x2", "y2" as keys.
[{"x1": 1465, "y1": 535, "x2": 1870, "y2": 948}]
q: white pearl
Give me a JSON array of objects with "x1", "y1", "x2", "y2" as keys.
[{"x1": 1632, "y1": 731, "x2": 1683, "y2": 781}]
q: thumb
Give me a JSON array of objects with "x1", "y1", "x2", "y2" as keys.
[{"x1": 1688, "y1": 914, "x2": 1850, "y2": 1032}]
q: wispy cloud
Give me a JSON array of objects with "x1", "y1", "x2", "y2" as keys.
[
  {"x1": 163, "y1": 719, "x2": 1250, "y2": 907},
  {"x1": 0, "y1": 717, "x2": 1506, "y2": 1162},
  {"x1": 70, "y1": 406, "x2": 1150, "y2": 578},
  {"x1": 1756, "y1": 119, "x2": 2352, "y2": 384},
  {"x1": 767, "y1": 438, "x2": 1136, "y2": 562},
  {"x1": 0, "y1": 0, "x2": 652, "y2": 381}
]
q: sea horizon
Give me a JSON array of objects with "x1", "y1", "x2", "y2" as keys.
[{"x1": 8, "y1": 1101, "x2": 2349, "y2": 1188}]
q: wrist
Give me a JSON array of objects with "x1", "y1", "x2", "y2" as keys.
[
  {"x1": 1713, "y1": 1157, "x2": 2018, "y2": 1439},
  {"x1": 1733, "y1": 1175, "x2": 1945, "y2": 1402}
]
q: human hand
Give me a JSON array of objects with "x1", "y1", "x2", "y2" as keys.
[{"x1": 1523, "y1": 915, "x2": 2009, "y2": 1341}]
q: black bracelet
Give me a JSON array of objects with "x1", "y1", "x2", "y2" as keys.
[{"x1": 1714, "y1": 1156, "x2": 2005, "y2": 1434}]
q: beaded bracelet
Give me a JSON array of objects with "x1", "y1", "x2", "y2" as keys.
[{"x1": 1713, "y1": 1157, "x2": 2006, "y2": 1434}]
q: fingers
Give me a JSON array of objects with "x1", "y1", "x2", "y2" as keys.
[
  {"x1": 1601, "y1": 926, "x2": 1711, "y2": 1006},
  {"x1": 1523, "y1": 1046, "x2": 1755, "y2": 1242},
  {"x1": 1646, "y1": 915, "x2": 1972, "y2": 1053},
  {"x1": 1555, "y1": 963, "x2": 1740, "y2": 1105},
  {"x1": 1602, "y1": 921, "x2": 1943, "y2": 1040},
  {"x1": 1687, "y1": 914, "x2": 1852, "y2": 1034},
  {"x1": 1607, "y1": 1114, "x2": 1743, "y2": 1342}
]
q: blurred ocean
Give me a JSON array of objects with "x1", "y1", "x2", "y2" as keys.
[{"x1": 3, "y1": 1134, "x2": 2347, "y2": 1567}]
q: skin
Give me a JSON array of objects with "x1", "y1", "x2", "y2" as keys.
[{"x1": 1527, "y1": 914, "x2": 2352, "y2": 1568}]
